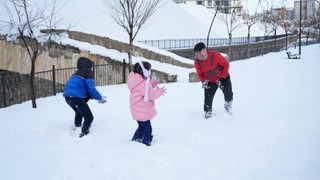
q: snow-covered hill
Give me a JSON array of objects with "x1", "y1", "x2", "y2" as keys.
[{"x1": 0, "y1": 0, "x2": 285, "y2": 42}]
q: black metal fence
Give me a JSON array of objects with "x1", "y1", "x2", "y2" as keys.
[
  {"x1": 230, "y1": 38, "x2": 320, "y2": 61},
  {"x1": 138, "y1": 34, "x2": 291, "y2": 50},
  {"x1": 0, "y1": 61, "x2": 126, "y2": 108}
]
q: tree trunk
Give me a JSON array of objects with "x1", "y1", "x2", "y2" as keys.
[
  {"x1": 306, "y1": 30, "x2": 310, "y2": 45},
  {"x1": 20, "y1": 36, "x2": 39, "y2": 108},
  {"x1": 228, "y1": 33, "x2": 232, "y2": 61},
  {"x1": 274, "y1": 30, "x2": 277, "y2": 52},
  {"x1": 128, "y1": 33, "x2": 133, "y2": 72},
  {"x1": 295, "y1": 34, "x2": 298, "y2": 48},
  {"x1": 30, "y1": 52, "x2": 37, "y2": 108},
  {"x1": 262, "y1": 39, "x2": 265, "y2": 56},
  {"x1": 312, "y1": 26, "x2": 317, "y2": 42},
  {"x1": 285, "y1": 31, "x2": 288, "y2": 51},
  {"x1": 247, "y1": 29, "x2": 250, "y2": 59},
  {"x1": 127, "y1": 48, "x2": 132, "y2": 72}
]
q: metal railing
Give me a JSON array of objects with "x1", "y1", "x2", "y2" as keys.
[{"x1": 138, "y1": 34, "x2": 291, "y2": 50}]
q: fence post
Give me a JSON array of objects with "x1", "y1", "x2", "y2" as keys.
[
  {"x1": 122, "y1": 59, "x2": 126, "y2": 83},
  {"x1": 92, "y1": 62, "x2": 95, "y2": 80},
  {"x1": 52, "y1": 65, "x2": 56, "y2": 96},
  {"x1": 1, "y1": 74, "x2": 7, "y2": 107}
]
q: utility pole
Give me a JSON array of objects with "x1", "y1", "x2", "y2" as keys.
[
  {"x1": 207, "y1": 8, "x2": 219, "y2": 47},
  {"x1": 299, "y1": 0, "x2": 302, "y2": 55}
]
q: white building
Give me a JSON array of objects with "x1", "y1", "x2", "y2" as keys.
[
  {"x1": 294, "y1": 0, "x2": 316, "y2": 22},
  {"x1": 173, "y1": 0, "x2": 242, "y2": 14}
]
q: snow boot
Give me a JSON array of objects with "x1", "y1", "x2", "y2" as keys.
[
  {"x1": 224, "y1": 101, "x2": 232, "y2": 114},
  {"x1": 79, "y1": 130, "x2": 89, "y2": 138},
  {"x1": 205, "y1": 110, "x2": 212, "y2": 119}
]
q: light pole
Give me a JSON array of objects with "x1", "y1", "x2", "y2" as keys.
[
  {"x1": 299, "y1": 0, "x2": 302, "y2": 55},
  {"x1": 207, "y1": 7, "x2": 219, "y2": 47}
]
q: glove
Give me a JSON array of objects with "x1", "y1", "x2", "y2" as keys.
[
  {"x1": 202, "y1": 80, "x2": 209, "y2": 89},
  {"x1": 216, "y1": 78, "x2": 225, "y2": 89},
  {"x1": 98, "y1": 96, "x2": 107, "y2": 104}
]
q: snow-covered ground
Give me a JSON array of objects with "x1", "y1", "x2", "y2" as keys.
[
  {"x1": 1, "y1": 0, "x2": 319, "y2": 179},
  {"x1": 1, "y1": 44, "x2": 319, "y2": 180}
]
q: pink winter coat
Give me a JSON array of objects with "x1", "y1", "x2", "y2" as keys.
[{"x1": 127, "y1": 72, "x2": 164, "y2": 121}]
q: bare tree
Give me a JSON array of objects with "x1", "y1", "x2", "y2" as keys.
[
  {"x1": 242, "y1": 0, "x2": 260, "y2": 59},
  {"x1": 266, "y1": 8, "x2": 286, "y2": 52},
  {"x1": 280, "y1": 20, "x2": 292, "y2": 51},
  {"x1": 257, "y1": 0, "x2": 276, "y2": 55},
  {"x1": 218, "y1": 1, "x2": 243, "y2": 60},
  {"x1": 1, "y1": 0, "x2": 65, "y2": 108},
  {"x1": 102, "y1": 0, "x2": 160, "y2": 71},
  {"x1": 280, "y1": 0, "x2": 295, "y2": 48}
]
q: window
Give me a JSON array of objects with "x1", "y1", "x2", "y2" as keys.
[
  {"x1": 196, "y1": 0, "x2": 203, "y2": 5},
  {"x1": 224, "y1": 0, "x2": 229, "y2": 6}
]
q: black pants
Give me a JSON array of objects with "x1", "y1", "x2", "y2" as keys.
[
  {"x1": 132, "y1": 120, "x2": 153, "y2": 146},
  {"x1": 65, "y1": 97, "x2": 93, "y2": 134},
  {"x1": 204, "y1": 74, "x2": 233, "y2": 112}
]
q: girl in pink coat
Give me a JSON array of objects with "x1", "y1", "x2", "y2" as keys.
[{"x1": 127, "y1": 61, "x2": 165, "y2": 146}]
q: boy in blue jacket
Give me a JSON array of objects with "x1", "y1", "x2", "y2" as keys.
[{"x1": 63, "y1": 57, "x2": 106, "y2": 138}]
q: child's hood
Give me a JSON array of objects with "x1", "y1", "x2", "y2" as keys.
[
  {"x1": 77, "y1": 57, "x2": 93, "y2": 69},
  {"x1": 127, "y1": 72, "x2": 145, "y2": 90}
]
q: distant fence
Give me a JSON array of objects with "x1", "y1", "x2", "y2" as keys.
[
  {"x1": 229, "y1": 38, "x2": 320, "y2": 61},
  {"x1": 0, "y1": 61, "x2": 126, "y2": 108},
  {"x1": 138, "y1": 34, "x2": 291, "y2": 50}
]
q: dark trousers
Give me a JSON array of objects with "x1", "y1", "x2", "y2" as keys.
[
  {"x1": 65, "y1": 97, "x2": 93, "y2": 133},
  {"x1": 204, "y1": 74, "x2": 233, "y2": 112},
  {"x1": 132, "y1": 120, "x2": 153, "y2": 146}
]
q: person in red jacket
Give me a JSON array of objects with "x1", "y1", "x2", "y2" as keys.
[{"x1": 193, "y1": 42, "x2": 233, "y2": 118}]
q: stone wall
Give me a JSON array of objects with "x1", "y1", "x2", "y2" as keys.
[
  {"x1": 42, "y1": 29, "x2": 194, "y2": 69},
  {"x1": 0, "y1": 32, "x2": 179, "y2": 84},
  {"x1": 0, "y1": 37, "x2": 80, "y2": 74}
]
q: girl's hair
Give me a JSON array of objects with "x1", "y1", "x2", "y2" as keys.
[{"x1": 133, "y1": 61, "x2": 151, "y2": 77}]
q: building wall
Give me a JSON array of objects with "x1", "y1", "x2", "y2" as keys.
[
  {"x1": 285, "y1": 8, "x2": 295, "y2": 22},
  {"x1": 0, "y1": 38, "x2": 82, "y2": 75},
  {"x1": 294, "y1": 0, "x2": 315, "y2": 21}
]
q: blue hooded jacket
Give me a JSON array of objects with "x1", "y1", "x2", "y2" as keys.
[{"x1": 63, "y1": 57, "x2": 102, "y2": 100}]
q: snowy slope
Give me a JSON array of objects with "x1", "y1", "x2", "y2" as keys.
[{"x1": 0, "y1": 0, "x2": 285, "y2": 42}]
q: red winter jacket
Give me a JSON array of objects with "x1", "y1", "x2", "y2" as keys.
[{"x1": 194, "y1": 50, "x2": 230, "y2": 83}]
